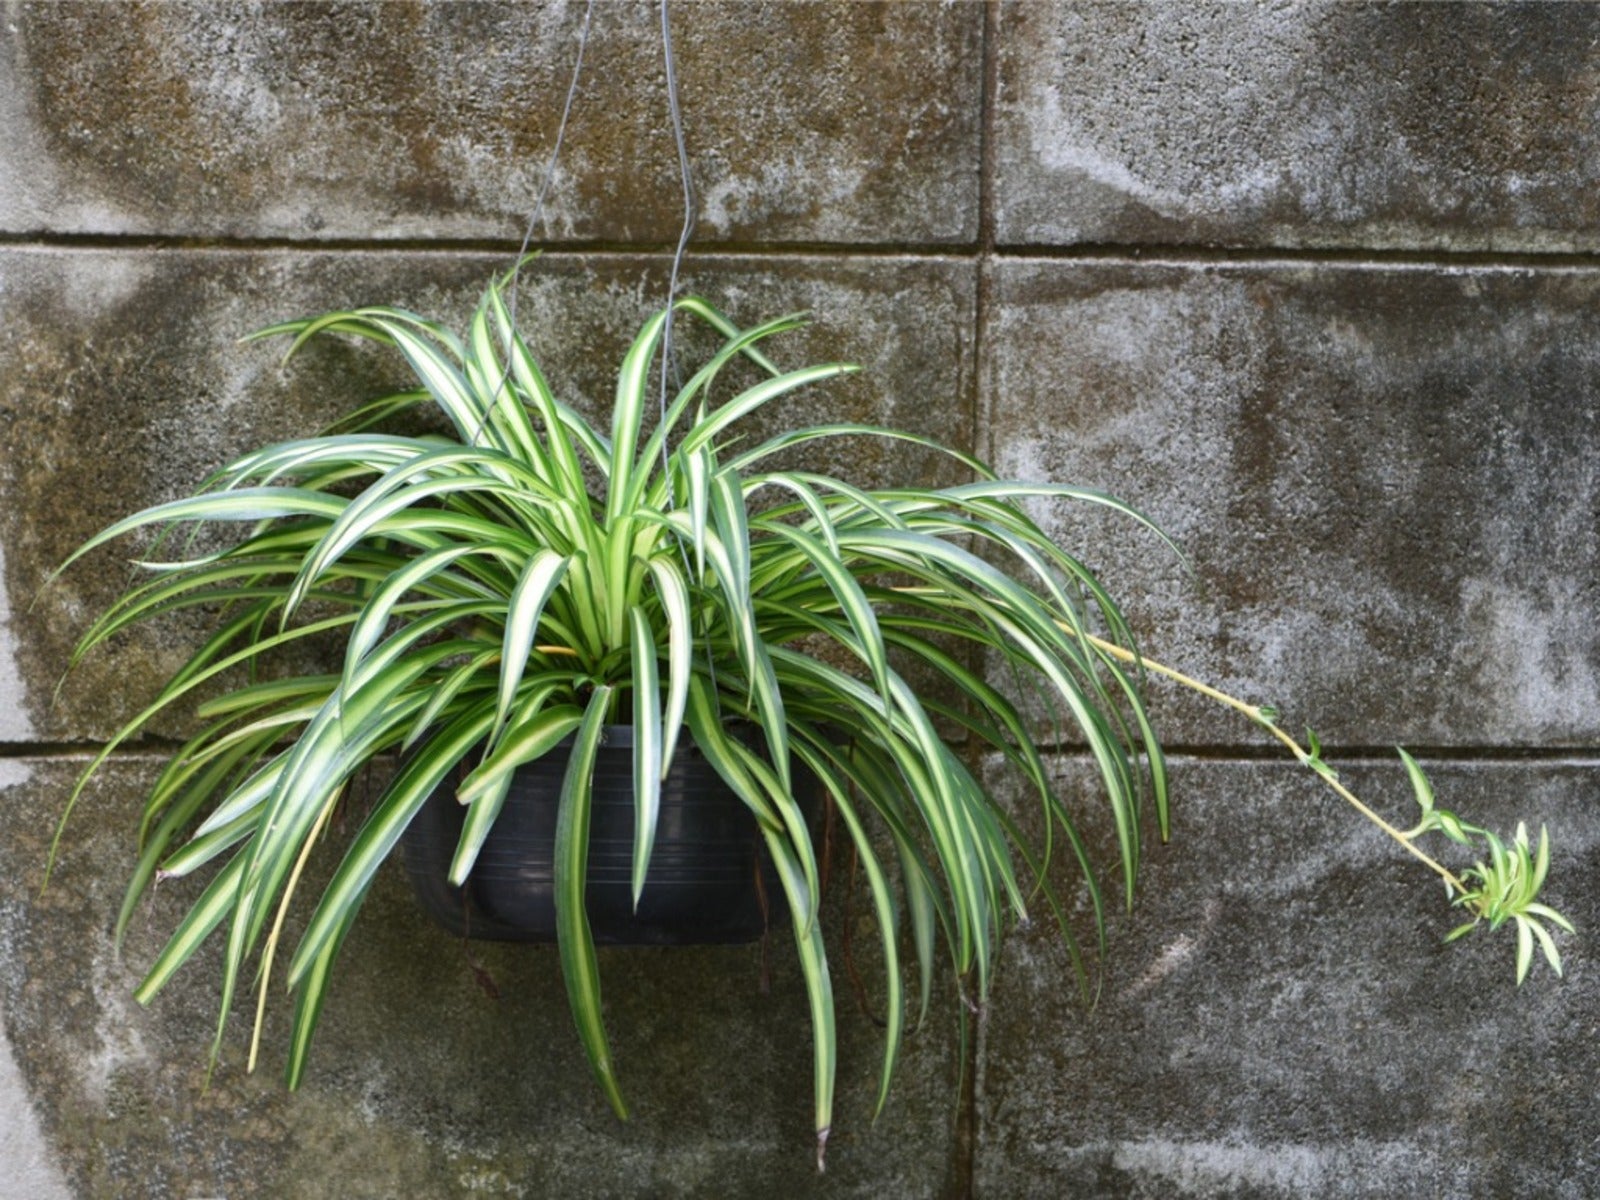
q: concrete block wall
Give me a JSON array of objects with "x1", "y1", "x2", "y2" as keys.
[{"x1": 1, "y1": 3, "x2": 1595, "y2": 1196}]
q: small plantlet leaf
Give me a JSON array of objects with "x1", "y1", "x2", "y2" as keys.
[
  {"x1": 1397, "y1": 746, "x2": 1434, "y2": 818},
  {"x1": 1436, "y1": 810, "x2": 1469, "y2": 845},
  {"x1": 1515, "y1": 919, "x2": 1534, "y2": 985},
  {"x1": 1528, "y1": 918, "x2": 1564, "y2": 979}
]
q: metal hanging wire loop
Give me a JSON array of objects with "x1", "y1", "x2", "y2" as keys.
[
  {"x1": 507, "y1": 0, "x2": 595, "y2": 314},
  {"x1": 478, "y1": 0, "x2": 594, "y2": 442},
  {"x1": 493, "y1": 0, "x2": 696, "y2": 463},
  {"x1": 658, "y1": 0, "x2": 697, "y2": 420}
]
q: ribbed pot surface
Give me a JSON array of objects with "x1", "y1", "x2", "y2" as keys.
[{"x1": 400, "y1": 727, "x2": 807, "y2": 945}]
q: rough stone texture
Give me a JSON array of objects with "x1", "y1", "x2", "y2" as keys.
[
  {"x1": 0, "y1": 539, "x2": 32, "y2": 744},
  {"x1": 0, "y1": 1, "x2": 981, "y2": 245},
  {"x1": 0, "y1": 247, "x2": 974, "y2": 744},
  {"x1": 994, "y1": 1, "x2": 1600, "y2": 251},
  {"x1": 974, "y1": 754, "x2": 1599, "y2": 1199},
  {"x1": 3, "y1": 2, "x2": 1599, "y2": 1197},
  {"x1": 3, "y1": 756, "x2": 962, "y2": 1198},
  {"x1": 983, "y1": 259, "x2": 1600, "y2": 748},
  {"x1": 0, "y1": 856, "x2": 72, "y2": 1200}
]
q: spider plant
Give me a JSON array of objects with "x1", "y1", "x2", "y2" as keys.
[{"x1": 52, "y1": 267, "x2": 1570, "y2": 1168}]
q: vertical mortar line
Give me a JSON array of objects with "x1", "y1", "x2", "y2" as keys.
[
  {"x1": 947, "y1": 4, "x2": 1002, "y2": 1200},
  {"x1": 972, "y1": 0, "x2": 1001, "y2": 439}
]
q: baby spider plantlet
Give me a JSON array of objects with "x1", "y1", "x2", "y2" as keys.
[
  {"x1": 1398, "y1": 747, "x2": 1573, "y2": 982},
  {"x1": 1449, "y1": 823, "x2": 1572, "y2": 984}
]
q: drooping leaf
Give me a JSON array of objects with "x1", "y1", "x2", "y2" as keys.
[{"x1": 553, "y1": 686, "x2": 628, "y2": 1118}]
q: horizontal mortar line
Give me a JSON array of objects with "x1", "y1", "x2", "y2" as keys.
[
  {"x1": 0, "y1": 738, "x2": 190, "y2": 759},
  {"x1": 8, "y1": 231, "x2": 1600, "y2": 273},
  {"x1": 993, "y1": 241, "x2": 1600, "y2": 272},
  {"x1": 0, "y1": 231, "x2": 980, "y2": 260},
  {"x1": 1032, "y1": 742, "x2": 1600, "y2": 766}
]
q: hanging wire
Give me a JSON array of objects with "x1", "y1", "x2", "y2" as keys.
[
  {"x1": 478, "y1": 0, "x2": 591, "y2": 447},
  {"x1": 658, "y1": 0, "x2": 697, "y2": 423},
  {"x1": 495, "y1": 0, "x2": 695, "y2": 459},
  {"x1": 490, "y1": 0, "x2": 697, "y2": 490},
  {"x1": 654, "y1": 0, "x2": 717, "y2": 693},
  {"x1": 502, "y1": 0, "x2": 596, "y2": 343}
]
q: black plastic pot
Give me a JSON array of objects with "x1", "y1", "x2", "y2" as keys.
[{"x1": 400, "y1": 726, "x2": 812, "y2": 946}]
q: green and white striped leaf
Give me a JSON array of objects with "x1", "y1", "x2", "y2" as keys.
[
  {"x1": 628, "y1": 605, "x2": 662, "y2": 908},
  {"x1": 495, "y1": 550, "x2": 572, "y2": 738},
  {"x1": 291, "y1": 703, "x2": 499, "y2": 983},
  {"x1": 606, "y1": 308, "x2": 669, "y2": 524},
  {"x1": 646, "y1": 554, "x2": 691, "y2": 772},
  {"x1": 679, "y1": 363, "x2": 860, "y2": 457},
  {"x1": 553, "y1": 686, "x2": 627, "y2": 1118},
  {"x1": 452, "y1": 703, "x2": 584, "y2": 885}
]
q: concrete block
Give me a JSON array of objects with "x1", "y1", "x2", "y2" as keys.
[
  {"x1": 994, "y1": 1, "x2": 1600, "y2": 251},
  {"x1": 974, "y1": 754, "x2": 1599, "y2": 1199},
  {"x1": 4, "y1": 755, "x2": 964, "y2": 1197},
  {"x1": 2, "y1": 2, "x2": 981, "y2": 245},
  {"x1": 982, "y1": 259, "x2": 1600, "y2": 748},
  {"x1": 0, "y1": 247, "x2": 974, "y2": 744}
]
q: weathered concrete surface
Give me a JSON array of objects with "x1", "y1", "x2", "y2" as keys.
[
  {"x1": 0, "y1": 247, "x2": 973, "y2": 745},
  {"x1": 4, "y1": 4, "x2": 1599, "y2": 1197},
  {"x1": 3, "y1": 755, "x2": 963, "y2": 1197},
  {"x1": 0, "y1": 786, "x2": 73, "y2": 1200},
  {"x1": 0, "y1": 541, "x2": 33, "y2": 743},
  {"x1": 994, "y1": 1, "x2": 1600, "y2": 251},
  {"x1": 983, "y1": 259, "x2": 1600, "y2": 748},
  {"x1": 0, "y1": 1, "x2": 981, "y2": 245},
  {"x1": 974, "y1": 754, "x2": 1599, "y2": 1199}
]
